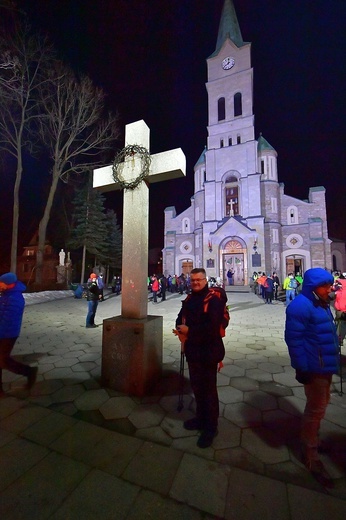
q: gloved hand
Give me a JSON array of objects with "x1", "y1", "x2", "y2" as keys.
[{"x1": 296, "y1": 370, "x2": 312, "y2": 385}]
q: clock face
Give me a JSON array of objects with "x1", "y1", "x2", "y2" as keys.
[{"x1": 222, "y1": 56, "x2": 235, "y2": 70}]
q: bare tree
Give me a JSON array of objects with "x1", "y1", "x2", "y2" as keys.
[
  {"x1": 35, "y1": 63, "x2": 119, "y2": 284},
  {"x1": 0, "y1": 19, "x2": 54, "y2": 272}
]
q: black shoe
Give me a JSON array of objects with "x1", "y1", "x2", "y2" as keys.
[
  {"x1": 86, "y1": 324, "x2": 97, "y2": 328},
  {"x1": 27, "y1": 366, "x2": 38, "y2": 389},
  {"x1": 197, "y1": 429, "x2": 218, "y2": 449},
  {"x1": 183, "y1": 417, "x2": 203, "y2": 431}
]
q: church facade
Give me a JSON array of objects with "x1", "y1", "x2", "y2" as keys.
[{"x1": 163, "y1": 0, "x2": 331, "y2": 286}]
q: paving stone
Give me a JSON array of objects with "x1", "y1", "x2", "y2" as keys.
[
  {"x1": 245, "y1": 368, "x2": 273, "y2": 382},
  {"x1": 218, "y1": 386, "x2": 244, "y2": 404},
  {"x1": 51, "y1": 384, "x2": 86, "y2": 403},
  {"x1": 224, "y1": 467, "x2": 290, "y2": 520},
  {"x1": 170, "y1": 453, "x2": 230, "y2": 518},
  {"x1": 220, "y1": 364, "x2": 245, "y2": 378},
  {"x1": 99, "y1": 396, "x2": 137, "y2": 419},
  {"x1": 0, "y1": 403, "x2": 51, "y2": 434},
  {"x1": 126, "y1": 489, "x2": 202, "y2": 520},
  {"x1": 74, "y1": 389, "x2": 110, "y2": 410},
  {"x1": 0, "y1": 396, "x2": 26, "y2": 419},
  {"x1": 135, "y1": 426, "x2": 173, "y2": 446},
  {"x1": 259, "y1": 381, "x2": 293, "y2": 397},
  {"x1": 244, "y1": 390, "x2": 278, "y2": 411},
  {"x1": 230, "y1": 376, "x2": 260, "y2": 392},
  {"x1": 258, "y1": 362, "x2": 284, "y2": 374},
  {"x1": 0, "y1": 451, "x2": 90, "y2": 520},
  {"x1": 0, "y1": 437, "x2": 49, "y2": 491},
  {"x1": 122, "y1": 441, "x2": 183, "y2": 495},
  {"x1": 213, "y1": 417, "x2": 241, "y2": 449},
  {"x1": 242, "y1": 427, "x2": 290, "y2": 464},
  {"x1": 287, "y1": 483, "x2": 346, "y2": 519},
  {"x1": 22, "y1": 411, "x2": 77, "y2": 446},
  {"x1": 224, "y1": 402, "x2": 262, "y2": 428},
  {"x1": 29, "y1": 379, "x2": 64, "y2": 396},
  {"x1": 71, "y1": 361, "x2": 97, "y2": 372},
  {"x1": 128, "y1": 404, "x2": 165, "y2": 429}
]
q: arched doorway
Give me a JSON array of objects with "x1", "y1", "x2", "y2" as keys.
[
  {"x1": 221, "y1": 239, "x2": 247, "y2": 286},
  {"x1": 181, "y1": 260, "x2": 193, "y2": 275}
]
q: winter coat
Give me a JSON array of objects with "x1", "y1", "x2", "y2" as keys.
[
  {"x1": 176, "y1": 285, "x2": 225, "y2": 364},
  {"x1": 264, "y1": 277, "x2": 274, "y2": 292},
  {"x1": 0, "y1": 281, "x2": 26, "y2": 338},
  {"x1": 285, "y1": 268, "x2": 339, "y2": 374},
  {"x1": 87, "y1": 281, "x2": 101, "y2": 301}
]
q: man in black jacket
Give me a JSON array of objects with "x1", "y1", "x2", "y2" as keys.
[
  {"x1": 175, "y1": 268, "x2": 226, "y2": 448},
  {"x1": 86, "y1": 273, "x2": 101, "y2": 328}
]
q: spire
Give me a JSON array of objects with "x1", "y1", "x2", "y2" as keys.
[
  {"x1": 212, "y1": 0, "x2": 244, "y2": 56},
  {"x1": 257, "y1": 133, "x2": 276, "y2": 152},
  {"x1": 194, "y1": 146, "x2": 207, "y2": 169}
]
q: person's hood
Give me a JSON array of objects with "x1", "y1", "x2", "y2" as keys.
[
  {"x1": 301, "y1": 268, "x2": 333, "y2": 301},
  {"x1": 1, "y1": 281, "x2": 26, "y2": 294}
]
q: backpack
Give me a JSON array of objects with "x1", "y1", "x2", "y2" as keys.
[
  {"x1": 183, "y1": 287, "x2": 230, "y2": 337},
  {"x1": 289, "y1": 278, "x2": 298, "y2": 289}
]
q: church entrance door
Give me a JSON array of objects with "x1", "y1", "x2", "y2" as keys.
[
  {"x1": 223, "y1": 254, "x2": 244, "y2": 286},
  {"x1": 181, "y1": 261, "x2": 193, "y2": 275}
]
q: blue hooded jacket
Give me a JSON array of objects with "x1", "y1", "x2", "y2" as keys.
[
  {"x1": 285, "y1": 268, "x2": 339, "y2": 374},
  {"x1": 0, "y1": 281, "x2": 26, "y2": 338}
]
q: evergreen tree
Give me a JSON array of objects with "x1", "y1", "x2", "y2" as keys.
[
  {"x1": 68, "y1": 181, "x2": 109, "y2": 283},
  {"x1": 99, "y1": 209, "x2": 122, "y2": 270}
]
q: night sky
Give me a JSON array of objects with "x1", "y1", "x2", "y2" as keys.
[{"x1": 2, "y1": 0, "x2": 346, "y2": 259}]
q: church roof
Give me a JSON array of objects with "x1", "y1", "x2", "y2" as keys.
[
  {"x1": 210, "y1": 0, "x2": 245, "y2": 57},
  {"x1": 257, "y1": 134, "x2": 276, "y2": 152},
  {"x1": 194, "y1": 146, "x2": 206, "y2": 168}
]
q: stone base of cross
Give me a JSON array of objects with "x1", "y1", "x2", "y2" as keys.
[{"x1": 93, "y1": 120, "x2": 186, "y2": 396}]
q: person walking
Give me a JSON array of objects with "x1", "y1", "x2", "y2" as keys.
[
  {"x1": 272, "y1": 272, "x2": 280, "y2": 300},
  {"x1": 285, "y1": 267, "x2": 339, "y2": 488},
  {"x1": 227, "y1": 268, "x2": 234, "y2": 286},
  {"x1": 86, "y1": 273, "x2": 101, "y2": 328},
  {"x1": 97, "y1": 273, "x2": 105, "y2": 301},
  {"x1": 283, "y1": 272, "x2": 298, "y2": 306},
  {"x1": 264, "y1": 274, "x2": 274, "y2": 304},
  {"x1": 174, "y1": 268, "x2": 227, "y2": 448},
  {"x1": 151, "y1": 275, "x2": 159, "y2": 303},
  {"x1": 0, "y1": 272, "x2": 37, "y2": 396},
  {"x1": 160, "y1": 274, "x2": 167, "y2": 302}
]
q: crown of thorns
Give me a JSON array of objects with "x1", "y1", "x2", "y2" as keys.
[{"x1": 112, "y1": 144, "x2": 151, "y2": 190}]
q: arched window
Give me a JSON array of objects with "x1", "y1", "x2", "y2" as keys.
[
  {"x1": 220, "y1": 139, "x2": 224, "y2": 148},
  {"x1": 237, "y1": 134, "x2": 241, "y2": 144},
  {"x1": 224, "y1": 175, "x2": 239, "y2": 217},
  {"x1": 218, "y1": 97, "x2": 225, "y2": 121},
  {"x1": 182, "y1": 218, "x2": 190, "y2": 233},
  {"x1": 234, "y1": 92, "x2": 242, "y2": 117},
  {"x1": 287, "y1": 206, "x2": 298, "y2": 225}
]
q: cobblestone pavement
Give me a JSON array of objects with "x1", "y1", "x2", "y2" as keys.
[{"x1": 0, "y1": 289, "x2": 346, "y2": 519}]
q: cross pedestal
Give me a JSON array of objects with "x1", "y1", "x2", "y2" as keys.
[{"x1": 93, "y1": 120, "x2": 185, "y2": 396}]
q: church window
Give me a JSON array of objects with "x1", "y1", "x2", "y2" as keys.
[
  {"x1": 271, "y1": 198, "x2": 277, "y2": 213},
  {"x1": 237, "y1": 135, "x2": 241, "y2": 144},
  {"x1": 182, "y1": 218, "x2": 190, "y2": 233},
  {"x1": 228, "y1": 137, "x2": 232, "y2": 146},
  {"x1": 273, "y1": 228, "x2": 279, "y2": 243},
  {"x1": 220, "y1": 139, "x2": 224, "y2": 148},
  {"x1": 287, "y1": 206, "x2": 298, "y2": 225},
  {"x1": 225, "y1": 177, "x2": 239, "y2": 216},
  {"x1": 261, "y1": 159, "x2": 265, "y2": 175},
  {"x1": 234, "y1": 92, "x2": 242, "y2": 117},
  {"x1": 218, "y1": 97, "x2": 225, "y2": 121}
]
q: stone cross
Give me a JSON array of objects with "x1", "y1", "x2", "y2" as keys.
[
  {"x1": 228, "y1": 199, "x2": 236, "y2": 216},
  {"x1": 93, "y1": 120, "x2": 186, "y2": 319}
]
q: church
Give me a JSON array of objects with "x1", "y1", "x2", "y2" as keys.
[{"x1": 163, "y1": 0, "x2": 332, "y2": 286}]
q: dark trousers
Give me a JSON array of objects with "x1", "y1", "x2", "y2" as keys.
[
  {"x1": 86, "y1": 300, "x2": 98, "y2": 326},
  {"x1": 0, "y1": 337, "x2": 30, "y2": 390},
  {"x1": 188, "y1": 360, "x2": 219, "y2": 432}
]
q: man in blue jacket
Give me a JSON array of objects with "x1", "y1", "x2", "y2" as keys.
[
  {"x1": 0, "y1": 272, "x2": 37, "y2": 396},
  {"x1": 285, "y1": 267, "x2": 339, "y2": 488}
]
